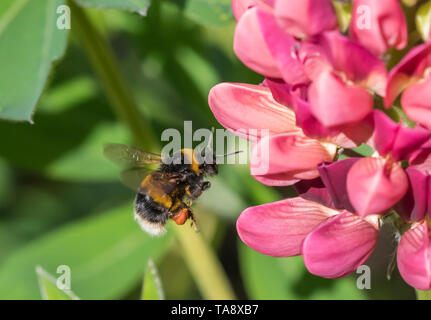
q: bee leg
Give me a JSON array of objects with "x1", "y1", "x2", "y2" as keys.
[
  {"x1": 188, "y1": 208, "x2": 200, "y2": 233},
  {"x1": 201, "y1": 181, "x2": 211, "y2": 191},
  {"x1": 185, "y1": 181, "x2": 211, "y2": 201}
]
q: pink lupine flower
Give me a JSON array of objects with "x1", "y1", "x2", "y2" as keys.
[
  {"x1": 233, "y1": 0, "x2": 338, "y2": 85},
  {"x1": 396, "y1": 144, "x2": 431, "y2": 289},
  {"x1": 397, "y1": 221, "x2": 431, "y2": 290},
  {"x1": 396, "y1": 166, "x2": 431, "y2": 222},
  {"x1": 346, "y1": 111, "x2": 430, "y2": 216},
  {"x1": 273, "y1": 0, "x2": 338, "y2": 39},
  {"x1": 396, "y1": 141, "x2": 431, "y2": 222},
  {"x1": 234, "y1": 5, "x2": 307, "y2": 84},
  {"x1": 385, "y1": 43, "x2": 431, "y2": 130},
  {"x1": 231, "y1": 0, "x2": 257, "y2": 20},
  {"x1": 298, "y1": 31, "x2": 387, "y2": 128},
  {"x1": 266, "y1": 78, "x2": 375, "y2": 147},
  {"x1": 237, "y1": 159, "x2": 380, "y2": 278},
  {"x1": 350, "y1": 0, "x2": 408, "y2": 56},
  {"x1": 209, "y1": 0, "x2": 431, "y2": 291},
  {"x1": 231, "y1": 0, "x2": 274, "y2": 21},
  {"x1": 208, "y1": 82, "x2": 337, "y2": 186}
]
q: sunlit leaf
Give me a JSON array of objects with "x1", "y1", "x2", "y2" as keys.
[
  {"x1": 169, "y1": 0, "x2": 234, "y2": 26},
  {"x1": 352, "y1": 144, "x2": 375, "y2": 157},
  {"x1": 74, "y1": 0, "x2": 150, "y2": 15},
  {"x1": 403, "y1": 0, "x2": 420, "y2": 7},
  {"x1": 416, "y1": 1, "x2": 431, "y2": 42},
  {"x1": 0, "y1": 0, "x2": 69, "y2": 121},
  {"x1": 141, "y1": 259, "x2": 165, "y2": 300},
  {"x1": 332, "y1": 0, "x2": 352, "y2": 33},
  {"x1": 36, "y1": 266, "x2": 80, "y2": 300}
]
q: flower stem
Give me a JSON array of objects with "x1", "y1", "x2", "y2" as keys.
[
  {"x1": 69, "y1": 1, "x2": 236, "y2": 300},
  {"x1": 69, "y1": 0, "x2": 157, "y2": 151},
  {"x1": 174, "y1": 225, "x2": 236, "y2": 300}
]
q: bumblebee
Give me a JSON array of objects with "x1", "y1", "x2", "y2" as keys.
[{"x1": 104, "y1": 143, "x2": 219, "y2": 236}]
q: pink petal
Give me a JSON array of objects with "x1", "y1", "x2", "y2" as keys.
[
  {"x1": 300, "y1": 31, "x2": 388, "y2": 95},
  {"x1": 331, "y1": 115, "x2": 375, "y2": 148},
  {"x1": 237, "y1": 197, "x2": 336, "y2": 257},
  {"x1": 252, "y1": 172, "x2": 299, "y2": 187},
  {"x1": 395, "y1": 167, "x2": 429, "y2": 222},
  {"x1": 302, "y1": 211, "x2": 379, "y2": 278},
  {"x1": 385, "y1": 43, "x2": 431, "y2": 108},
  {"x1": 232, "y1": 0, "x2": 258, "y2": 21},
  {"x1": 308, "y1": 71, "x2": 374, "y2": 128},
  {"x1": 290, "y1": 88, "x2": 338, "y2": 138},
  {"x1": 234, "y1": 7, "x2": 282, "y2": 78},
  {"x1": 291, "y1": 89, "x2": 374, "y2": 147},
  {"x1": 372, "y1": 110, "x2": 431, "y2": 161},
  {"x1": 401, "y1": 74, "x2": 431, "y2": 130},
  {"x1": 257, "y1": 7, "x2": 308, "y2": 84},
  {"x1": 318, "y1": 159, "x2": 361, "y2": 212},
  {"x1": 265, "y1": 77, "x2": 293, "y2": 106},
  {"x1": 232, "y1": 0, "x2": 276, "y2": 20},
  {"x1": 274, "y1": 0, "x2": 337, "y2": 38},
  {"x1": 294, "y1": 178, "x2": 334, "y2": 209},
  {"x1": 371, "y1": 110, "x2": 399, "y2": 156},
  {"x1": 350, "y1": 0, "x2": 407, "y2": 56},
  {"x1": 410, "y1": 140, "x2": 431, "y2": 173},
  {"x1": 250, "y1": 133, "x2": 335, "y2": 180},
  {"x1": 397, "y1": 222, "x2": 431, "y2": 290},
  {"x1": 346, "y1": 157, "x2": 409, "y2": 216},
  {"x1": 208, "y1": 82, "x2": 298, "y2": 140}
]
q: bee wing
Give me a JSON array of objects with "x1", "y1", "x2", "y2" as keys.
[
  {"x1": 120, "y1": 167, "x2": 155, "y2": 192},
  {"x1": 104, "y1": 143, "x2": 162, "y2": 167}
]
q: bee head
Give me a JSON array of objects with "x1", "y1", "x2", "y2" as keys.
[{"x1": 199, "y1": 152, "x2": 218, "y2": 176}]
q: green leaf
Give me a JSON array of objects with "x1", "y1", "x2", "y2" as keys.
[
  {"x1": 38, "y1": 76, "x2": 98, "y2": 114},
  {"x1": 172, "y1": 0, "x2": 234, "y2": 26},
  {"x1": 416, "y1": 1, "x2": 431, "y2": 42},
  {"x1": 239, "y1": 242, "x2": 305, "y2": 300},
  {"x1": 0, "y1": 157, "x2": 12, "y2": 208},
  {"x1": 36, "y1": 266, "x2": 80, "y2": 300},
  {"x1": 74, "y1": 0, "x2": 151, "y2": 15},
  {"x1": 0, "y1": 0, "x2": 69, "y2": 121},
  {"x1": 0, "y1": 204, "x2": 172, "y2": 299},
  {"x1": 352, "y1": 143, "x2": 375, "y2": 157},
  {"x1": 416, "y1": 289, "x2": 431, "y2": 300},
  {"x1": 332, "y1": 0, "x2": 352, "y2": 33},
  {"x1": 0, "y1": 92, "x2": 118, "y2": 174},
  {"x1": 45, "y1": 122, "x2": 130, "y2": 181},
  {"x1": 239, "y1": 241, "x2": 366, "y2": 300},
  {"x1": 141, "y1": 259, "x2": 165, "y2": 300},
  {"x1": 403, "y1": 0, "x2": 420, "y2": 7}
]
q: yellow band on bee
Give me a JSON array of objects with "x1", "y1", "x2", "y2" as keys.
[{"x1": 181, "y1": 148, "x2": 200, "y2": 174}]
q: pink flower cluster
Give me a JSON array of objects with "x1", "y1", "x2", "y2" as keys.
[{"x1": 208, "y1": 0, "x2": 431, "y2": 290}]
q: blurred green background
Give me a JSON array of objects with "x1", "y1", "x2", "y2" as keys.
[{"x1": 0, "y1": 0, "x2": 416, "y2": 299}]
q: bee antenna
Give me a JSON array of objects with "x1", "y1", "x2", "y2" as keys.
[{"x1": 215, "y1": 150, "x2": 243, "y2": 157}]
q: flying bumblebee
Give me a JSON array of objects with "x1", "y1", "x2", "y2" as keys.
[{"x1": 104, "y1": 141, "x2": 238, "y2": 236}]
